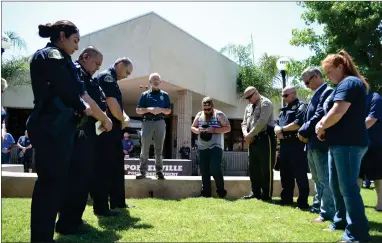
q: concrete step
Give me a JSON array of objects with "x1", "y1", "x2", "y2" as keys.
[{"x1": 1, "y1": 170, "x2": 315, "y2": 199}]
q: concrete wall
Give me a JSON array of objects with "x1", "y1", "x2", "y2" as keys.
[
  {"x1": 2, "y1": 171, "x2": 315, "y2": 199},
  {"x1": 2, "y1": 86, "x2": 34, "y2": 109}
]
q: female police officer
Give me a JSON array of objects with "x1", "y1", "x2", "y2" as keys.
[{"x1": 26, "y1": 20, "x2": 91, "y2": 243}]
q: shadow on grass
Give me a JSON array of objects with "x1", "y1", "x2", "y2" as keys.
[
  {"x1": 55, "y1": 223, "x2": 120, "y2": 243},
  {"x1": 369, "y1": 221, "x2": 382, "y2": 241},
  {"x1": 98, "y1": 209, "x2": 153, "y2": 231},
  {"x1": 56, "y1": 210, "x2": 153, "y2": 243}
]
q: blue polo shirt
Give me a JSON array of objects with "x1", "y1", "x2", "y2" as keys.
[
  {"x1": 366, "y1": 92, "x2": 382, "y2": 147},
  {"x1": 2, "y1": 133, "x2": 15, "y2": 153},
  {"x1": 323, "y1": 76, "x2": 368, "y2": 146},
  {"x1": 137, "y1": 88, "x2": 170, "y2": 120},
  {"x1": 122, "y1": 138, "x2": 134, "y2": 152}
]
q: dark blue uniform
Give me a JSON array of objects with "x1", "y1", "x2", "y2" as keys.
[
  {"x1": 95, "y1": 66, "x2": 126, "y2": 211},
  {"x1": 277, "y1": 98, "x2": 310, "y2": 208},
  {"x1": 56, "y1": 61, "x2": 108, "y2": 233},
  {"x1": 26, "y1": 43, "x2": 87, "y2": 243},
  {"x1": 18, "y1": 135, "x2": 33, "y2": 171},
  {"x1": 360, "y1": 92, "x2": 382, "y2": 180}
]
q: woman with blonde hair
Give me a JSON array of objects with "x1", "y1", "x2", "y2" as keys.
[{"x1": 315, "y1": 50, "x2": 370, "y2": 242}]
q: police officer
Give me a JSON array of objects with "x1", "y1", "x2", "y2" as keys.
[
  {"x1": 55, "y1": 46, "x2": 113, "y2": 234},
  {"x1": 26, "y1": 21, "x2": 91, "y2": 243},
  {"x1": 241, "y1": 86, "x2": 276, "y2": 201},
  {"x1": 191, "y1": 97, "x2": 230, "y2": 197},
  {"x1": 274, "y1": 86, "x2": 309, "y2": 210},
  {"x1": 94, "y1": 57, "x2": 132, "y2": 214},
  {"x1": 359, "y1": 90, "x2": 382, "y2": 211},
  {"x1": 135, "y1": 73, "x2": 171, "y2": 180}
]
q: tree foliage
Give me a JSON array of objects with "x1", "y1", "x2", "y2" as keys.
[
  {"x1": 4, "y1": 31, "x2": 27, "y2": 51},
  {"x1": 220, "y1": 43, "x2": 312, "y2": 103},
  {"x1": 220, "y1": 44, "x2": 280, "y2": 98},
  {"x1": 289, "y1": 2, "x2": 382, "y2": 92},
  {"x1": 1, "y1": 56, "x2": 31, "y2": 87}
]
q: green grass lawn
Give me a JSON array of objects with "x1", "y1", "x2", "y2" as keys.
[{"x1": 2, "y1": 188, "x2": 381, "y2": 242}]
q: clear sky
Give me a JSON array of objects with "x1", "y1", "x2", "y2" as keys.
[{"x1": 1, "y1": 2, "x2": 322, "y2": 63}]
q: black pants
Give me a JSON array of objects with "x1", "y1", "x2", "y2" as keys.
[
  {"x1": 56, "y1": 122, "x2": 96, "y2": 231},
  {"x1": 248, "y1": 132, "x2": 276, "y2": 200},
  {"x1": 279, "y1": 140, "x2": 310, "y2": 206},
  {"x1": 199, "y1": 147, "x2": 226, "y2": 196},
  {"x1": 92, "y1": 120, "x2": 125, "y2": 213},
  {"x1": 27, "y1": 111, "x2": 77, "y2": 243}
]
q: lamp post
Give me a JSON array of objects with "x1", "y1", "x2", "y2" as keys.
[
  {"x1": 276, "y1": 57, "x2": 290, "y2": 107},
  {"x1": 1, "y1": 33, "x2": 11, "y2": 55}
]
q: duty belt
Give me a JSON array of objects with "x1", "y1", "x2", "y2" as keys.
[
  {"x1": 281, "y1": 133, "x2": 299, "y2": 141},
  {"x1": 143, "y1": 117, "x2": 163, "y2": 122},
  {"x1": 250, "y1": 130, "x2": 268, "y2": 144}
]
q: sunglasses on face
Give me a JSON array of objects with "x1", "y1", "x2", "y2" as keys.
[
  {"x1": 282, "y1": 93, "x2": 290, "y2": 98},
  {"x1": 245, "y1": 92, "x2": 255, "y2": 100},
  {"x1": 304, "y1": 74, "x2": 315, "y2": 86}
]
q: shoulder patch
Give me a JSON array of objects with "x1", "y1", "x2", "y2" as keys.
[
  {"x1": 262, "y1": 100, "x2": 270, "y2": 107},
  {"x1": 47, "y1": 49, "x2": 63, "y2": 59},
  {"x1": 103, "y1": 74, "x2": 115, "y2": 83}
]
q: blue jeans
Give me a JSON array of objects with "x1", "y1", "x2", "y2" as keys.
[
  {"x1": 329, "y1": 145, "x2": 370, "y2": 242},
  {"x1": 308, "y1": 149, "x2": 335, "y2": 220}
]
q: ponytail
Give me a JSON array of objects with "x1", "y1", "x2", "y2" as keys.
[{"x1": 37, "y1": 20, "x2": 79, "y2": 43}]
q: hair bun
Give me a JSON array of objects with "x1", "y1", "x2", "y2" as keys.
[{"x1": 38, "y1": 24, "x2": 53, "y2": 38}]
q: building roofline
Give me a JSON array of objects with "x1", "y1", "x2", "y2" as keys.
[
  {"x1": 80, "y1": 11, "x2": 238, "y2": 67},
  {"x1": 80, "y1": 11, "x2": 155, "y2": 38},
  {"x1": 148, "y1": 12, "x2": 238, "y2": 67}
]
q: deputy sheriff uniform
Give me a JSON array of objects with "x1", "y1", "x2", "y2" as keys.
[
  {"x1": 276, "y1": 98, "x2": 310, "y2": 209},
  {"x1": 136, "y1": 88, "x2": 170, "y2": 179},
  {"x1": 241, "y1": 95, "x2": 276, "y2": 201},
  {"x1": 95, "y1": 66, "x2": 127, "y2": 212},
  {"x1": 56, "y1": 61, "x2": 109, "y2": 233},
  {"x1": 27, "y1": 43, "x2": 88, "y2": 242}
]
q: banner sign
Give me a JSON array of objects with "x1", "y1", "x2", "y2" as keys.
[{"x1": 124, "y1": 158, "x2": 192, "y2": 176}]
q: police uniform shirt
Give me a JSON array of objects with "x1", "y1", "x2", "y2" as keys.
[
  {"x1": 96, "y1": 66, "x2": 122, "y2": 121},
  {"x1": 75, "y1": 61, "x2": 107, "y2": 113},
  {"x1": 241, "y1": 96, "x2": 274, "y2": 138},
  {"x1": 366, "y1": 92, "x2": 382, "y2": 147},
  {"x1": 277, "y1": 98, "x2": 306, "y2": 128},
  {"x1": 122, "y1": 138, "x2": 134, "y2": 152},
  {"x1": 323, "y1": 76, "x2": 368, "y2": 146},
  {"x1": 18, "y1": 135, "x2": 33, "y2": 157},
  {"x1": 30, "y1": 43, "x2": 87, "y2": 113},
  {"x1": 137, "y1": 88, "x2": 171, "y2": 120}
]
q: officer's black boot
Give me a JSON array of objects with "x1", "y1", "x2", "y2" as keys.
[{"x1": 217, "y1": 189, "x2": 227, "y2": 198}]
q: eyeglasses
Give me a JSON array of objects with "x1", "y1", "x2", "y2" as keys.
[
  {"x1": 304, "y1": 74, "x2": 315, "y2": 86},
  {"x1": 282, "y1": 93, "x2": 290, "y2": 98},
  {"x1": 245, "y1": 92, "x2": 255, "y2": 100}
]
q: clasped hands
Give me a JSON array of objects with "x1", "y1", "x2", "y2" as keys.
[
  {"x1": 315, "y1": 120, "x2": 326, "y2": 141},
  {"x1": 147, "y1": 107, "x2": 164, "y2": 115}
]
